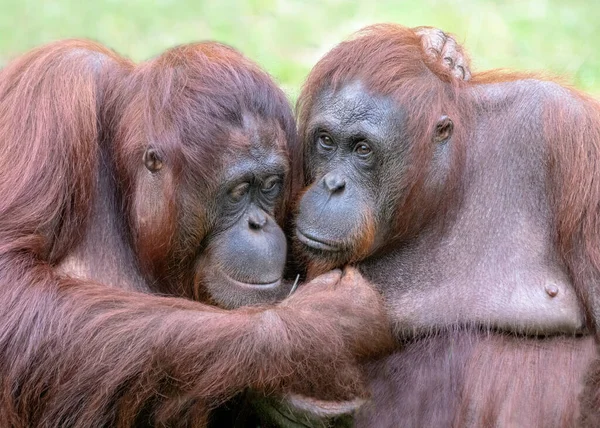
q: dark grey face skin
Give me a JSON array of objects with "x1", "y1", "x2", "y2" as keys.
[
  {"x1": 296, "y1": 82, "x2": 411, "y2": 265},
  {"x1": 195, "y1": 120, "x2": 292, "y2": 309},
  {"x1": 297, "y1": 81, "x2": 454, "y2": 267}
]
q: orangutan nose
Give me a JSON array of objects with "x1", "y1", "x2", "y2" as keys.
[
  {"x1": 248, "y1": 209, "x2": 268, "y2": 230},
  {"x1": 323, "y1": 172, "x2": 346, "y2": 194}
]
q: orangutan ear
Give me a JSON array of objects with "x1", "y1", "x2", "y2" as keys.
[
  {"x1": 434, "y1": 115, "x2": 454, "y2": 143},
  {"x1": 143, "y1": 147, "x2": 163, "y2": 173}
]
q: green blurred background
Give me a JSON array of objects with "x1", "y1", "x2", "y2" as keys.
[{"x1": 1, "y1": 0, "x2": 598, "y2": 99}]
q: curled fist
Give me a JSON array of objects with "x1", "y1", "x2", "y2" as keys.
[{"x1": 254, "y1": 267, "x2": 394, "y2": 427}]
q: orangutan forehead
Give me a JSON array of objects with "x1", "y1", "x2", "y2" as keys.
[
  {"x1": 220, "y1": 151, "x2": 289, "y2": 184},
  {"x1": 219, "y1": 141, "x2": 289, "y2": 186},
  {"x1": 226, "y1": 113, "x2": 287, "y2": 151},
  {"x1": 221, "y1": 114, "x2": 288, "y2": 170},
  {"x1": 308, "y1": 81, "x2": 405, "y2": 142}
]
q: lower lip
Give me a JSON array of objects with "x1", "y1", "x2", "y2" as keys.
[
  {"x1": 222, "y1": 271, "x2": 282, "y2": 290},
  {"x1": 296, "y1": 230, "x2": 342, "y2": 252}
]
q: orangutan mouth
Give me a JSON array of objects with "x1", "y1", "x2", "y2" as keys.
[
  {"x1": 220, "y1": 270, "x2": 282, "y2": 290},
  {"x1": 296, "y1": 229, "x2": 343, "y2": 252}
]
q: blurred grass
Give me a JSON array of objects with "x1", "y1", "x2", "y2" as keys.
[{"x1": 0, "y1": 0, "x2": 598, "y2": 99}]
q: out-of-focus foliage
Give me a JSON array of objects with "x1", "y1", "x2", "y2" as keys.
[{"x1": 0, "y1": 0, "x2": 598, "y2": 99}]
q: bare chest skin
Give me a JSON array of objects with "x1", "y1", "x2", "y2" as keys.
[{"x1": 360, "y1": 81, "x2": 586, "y2": 336}]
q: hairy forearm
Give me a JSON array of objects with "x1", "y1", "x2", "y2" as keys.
[{"x1": 0, "y1": 256, "x2": 375, "y2": 426}]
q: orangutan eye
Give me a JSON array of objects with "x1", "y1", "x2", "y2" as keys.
[
  {"x1": 229, "y1": 182, "x2": 250, "y2": 202},
  {"x1": 318, "y1": 133, "x2": 335, "y2": 151},
  {"x1": 262, "y1": 176, "x2": 281, "y2": 193},
  {"x1": 354, "y1": 142, "x2": 372, "y2": 157},
  {"x1": 143, "y1": 148, "x2": 163, "y2": 173}
]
